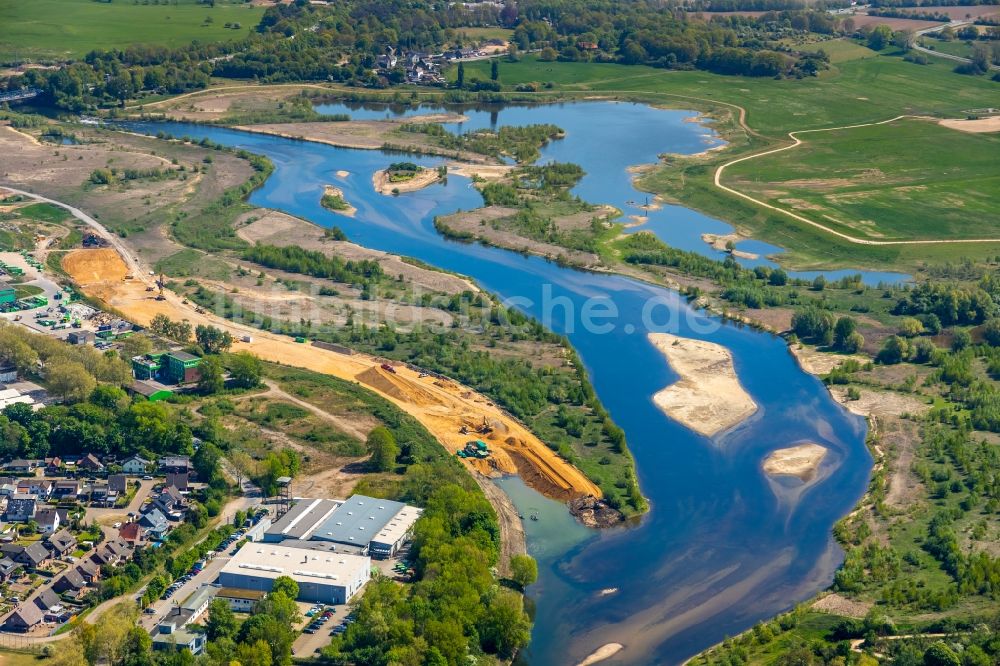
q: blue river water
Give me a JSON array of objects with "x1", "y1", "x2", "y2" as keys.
[{"x1": 128, "y1": 102, "x2": 874, "y2": 664}]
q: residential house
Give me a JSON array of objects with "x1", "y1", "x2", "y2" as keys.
[
  {"x1": 75, "y1": 561, "x2": 100, "y2": 584},
  {"x1": 139, "y1": 508, "x2": 170, "y2": 538},
  {"x1": 88, "y1": 484, "x2": 111, "y2": 507},
  {"x1": 46, "y1": 529, "x2": 77, "y2": 557},
  {"x1": 34, "y1": 508, "x2": 60, "y2": 535},
  {"x1": 90, "y1": 538, "x2": 132, "y2": 567},
  {"x1": 108, "y1": 474, "x2": 128, "y2": 496},
  {"x1": 32, "y1": 588, "x2": 61, "y2": 613},
  {"x1": 0, "y1": 557, "x2": 21, "y2": 581},
  {"x1": 79, "y1": 453, "x2": 104, "y2": 473},
  {"x1": 150, "y1": 486, "x2": 187, "y2": 521},
  {"x1": 45, "y1": 457, "x2": 62, "y2": 475},
  {"x1": 152, "y1": 626, "x2": 206, "y2": 655},
  {"x1": 4, "y1": 493, "x2": 37, "y2": 522},
  {"x1": 53, "y1": 568, "x2": 87, "y2": 593},
  {"x1": 0, "y1": 479, "x2": 18, "y2": 496},
  {"x1": 4, "y1": 603, "x2": 43, "y2": 632},
  {"x1": 121, "y1": 455, "x2": 151, "y2": 475},
  {"x1": 118, "y1": 522, "x2": 145, "y2": 547},
  {"x1": 52, "y1": 480, "x2": 80, "y2": 500},
  {"x1": 17, "y1": 479, "x2": 52, "y2": 499},
  {"x1": 165, "y1": 472, "x2": 188, "y2": 492},
  {"x1": 159, "y1": 456, "x2": 191, "y2": 474},
  {"x1": 1, "y1": 542, "x2": 51, "y2": 569},
  {"x1": 5, "y1": 459, "x2": 39, "y2": 474}
]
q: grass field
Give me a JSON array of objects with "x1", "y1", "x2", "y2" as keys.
[
  {"x1": 454, "y1": 27, "x2": 514, "y2": 41},
  {"x1": 0, "y1": 0, "x2": 263, "y2": 62},
  {"x1": 918, "y1": 38, "x2": 975, "y2": 59},
  {"x1": 724, "y1": 118, "x2": 1000, "y2": 242},
  {"x1": 458, "y1": 47, "x2": 1000, "y2": 137}
]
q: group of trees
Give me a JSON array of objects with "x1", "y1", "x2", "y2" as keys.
[
  {"x1": 791, "y1": 308, "x2": 865, "y2": 352},
  {"x1": 242, "y1": 243, "x2": 383, "y2": 285}
]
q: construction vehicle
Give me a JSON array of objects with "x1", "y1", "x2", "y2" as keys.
[
  {"x1": 154, "y1": 274, "x2": 166, "y2": 301},
  {"x1": 380, "y1": 363, "x2": 396, "y2": 374},
  {"x1": 476, "y1": 417, "x2": 493, "y2": 435}
]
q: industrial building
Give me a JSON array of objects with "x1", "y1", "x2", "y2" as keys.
[
  {"x1": 262, "y1": 498, "x2": 343, "y2": 543},
  {"x1": 132, "y1": 351, "x2": 203, "y2": 385},
  {"x1": 260, "y1": 495, "x2": 421, "y2": 558},
  {"x1": 218, "y1": 543, "x2": 370, "y2": 605}
]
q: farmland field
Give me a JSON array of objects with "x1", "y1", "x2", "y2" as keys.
[
  {"x1": 723, "y1": 117, "x2": 1000, "y2": 242},
  {"x1": 0, "y1": 0, "x2": 263, "y2": 62}
]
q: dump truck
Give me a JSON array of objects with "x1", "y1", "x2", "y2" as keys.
[{"x1": 380, "y1": 363, "x2": 396, "y2": 374}]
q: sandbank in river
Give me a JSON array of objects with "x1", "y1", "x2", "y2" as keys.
[
  {"x1": 648, "y1": 332, "x2": 757, "y2": 438},
  {"x1": 762, "y1": 443, "x2": 829, "y2": 481}
]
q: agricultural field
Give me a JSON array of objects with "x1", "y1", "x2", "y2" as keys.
[
  {"x1": 0, "y1": 0, "x2": 263, "y2": 62},
  {"x1": 918, "y1": 38, "x2": 976, "y2": 59},
  {"x1": 723, "y1": 117, "x2": 1000, "y2": 242}
]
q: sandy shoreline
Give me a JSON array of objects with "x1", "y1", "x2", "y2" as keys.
[
  {"x1": 321, "y1": 184, "x2": 356, "y2": 217},
  {"x1": 372, "y1": 167, "x2": 441, "y2": 194},
  {"x1": 701, "y1": 232, "x2": 759, "y2": 260},
  {"x1": 762, "y1": 443, "x2": 828, "y2": 481},
  {"x1": 648, "y1": 332, "x2": 757, "y2": 438}
]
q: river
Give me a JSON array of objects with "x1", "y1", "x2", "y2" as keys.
[{"x1": 128, "y1": 101, "x2": 874, "y2": 664}]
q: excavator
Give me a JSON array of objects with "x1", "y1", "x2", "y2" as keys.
[{"x1": 154, "y1": 273, "x2": 166, "y2": 301}]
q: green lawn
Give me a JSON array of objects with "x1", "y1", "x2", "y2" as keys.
[
  {"x1": 0, "y1": 0, "x2": 263, "y2": 62},
  {"x1": 16, "y1": 202, "x2": 69, "y2": 224},
  {"x1": 918, "y1": 38, "x2": 975, "y2": 59},
  {"x1": 724, "y1": 118, "x2": 1000, "y2": 242}
]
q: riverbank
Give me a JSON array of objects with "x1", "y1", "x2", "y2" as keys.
[{"x1": 648, "y1": 332, "x2": 758, "y2": 438}]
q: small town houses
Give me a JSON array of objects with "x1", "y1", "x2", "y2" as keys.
[{"x1": 0, "y1": 452, "x2": 201, "y2": 634}]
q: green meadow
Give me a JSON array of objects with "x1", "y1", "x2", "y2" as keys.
[
  {"x1": 725, "y1": 118, "x2": 1000, "y2": 242},
  {"x1": 0, "y1": 0, "x2": 263, "y2": 62}
]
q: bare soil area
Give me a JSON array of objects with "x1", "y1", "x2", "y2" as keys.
[
  {"x1": 939, "y1": 116, "x2": 1000, "y2": 134},
  {"x1": 62, "y1": 245, "x2": 603, "y2": 504},
  {"x1": 811, "y1": 593, "x2": 873, "y2": 619},
  {"x1": 236, "y1": 209, "x2": 476, "y2": 295}
]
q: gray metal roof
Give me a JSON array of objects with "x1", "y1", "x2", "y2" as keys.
[
  {"x1": 309, "y1": 495, "x2": 407, "y2": 547},
  {"x1": 263, "y1": 498, "x2": 342, "y2": 541}
]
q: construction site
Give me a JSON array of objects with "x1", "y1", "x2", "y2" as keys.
[{"x1": 60, "y1": 246, "x2": 603, "y2": 504}]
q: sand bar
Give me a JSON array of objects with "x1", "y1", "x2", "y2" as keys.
[
  {"x1": 648, "y1": 332, "x2": 757, "y2": 437},
  {"x1": 762, "y1": 443, "x2": 828, "y2": 480},
  {"x1": 576, "y1": 643, "x2": 624, "y2": 666},
  {"x1": 373, "y1": 167, "x2": 441, "y2": 194},
  {"x1": 321, "y1": 184, "x2": 356, "y2": 217}
]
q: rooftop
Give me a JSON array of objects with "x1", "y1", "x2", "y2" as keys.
[
  {"x1": 221, "y1": 543, "x2": 370, "y2": 586},
  {"x1": 166, "y1": 351, "x2": 199, "y2": 362},
  {"x1": 310, "y1": 495, "x2": 409, "y2": 547},
  {"x1": 264, "y1": 498, "x2": 342, "y2": 541}
]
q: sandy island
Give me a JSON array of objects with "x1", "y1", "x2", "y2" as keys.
[
  {"x1": 649, "y1": 333, "x2": 757, "y2": 438},
  {"x1": 575, "y1": 643, "x2": 624, "y2": 666},
  {"x1": 321, "y1": 184, "x2": 357, "y2": 217},
  {"x1": 702, "y1": 233, "x2": 759, "y2": 260},
  {"x1": 763, "y1": 443, "x2": 828, "y2": 481},
  {"x1": 335, "y1": 170, "x2": 350, "y2": 178},
  {"x1": 373, "y1": 167, "x2": 441, "y2": 195}
]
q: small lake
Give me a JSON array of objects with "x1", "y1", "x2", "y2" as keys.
[{"x1": 128, "y1": 101, "x2": 873, "y2": 664}]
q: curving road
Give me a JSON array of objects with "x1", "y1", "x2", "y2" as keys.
[{"x1": 713, "y1": 115, "x2": 1000, "y2": 246}]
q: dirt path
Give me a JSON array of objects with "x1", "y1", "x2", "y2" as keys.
[
  {"x1": 473, "y1": 473, "x2": 527, "y2": 575},
  {"x1": 713, "y1": 115, "x2": 1000, "y2": 246},
  {"x1": 252, "y1": 380, "x2": 368, "y2": 441}
]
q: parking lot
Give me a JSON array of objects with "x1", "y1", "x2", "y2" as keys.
[{"x1": 292, "y1": 602, "x2": 355, "y2": 657}]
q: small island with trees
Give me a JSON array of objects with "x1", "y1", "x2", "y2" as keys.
[
  {"x1": 372, "y1": 162, "x2": 444, "y2": 195},
  {"x1": 320, "y1": 184, "x2": 356, "y2": 217}
]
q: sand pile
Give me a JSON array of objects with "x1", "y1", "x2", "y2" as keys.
[{"x1": 648, "y1": 332, "x2": 757, "y2": 438}]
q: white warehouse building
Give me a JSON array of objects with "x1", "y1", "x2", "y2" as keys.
[{"x1": 218, "y1": 543, "x2": 370, "y2": 605}]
